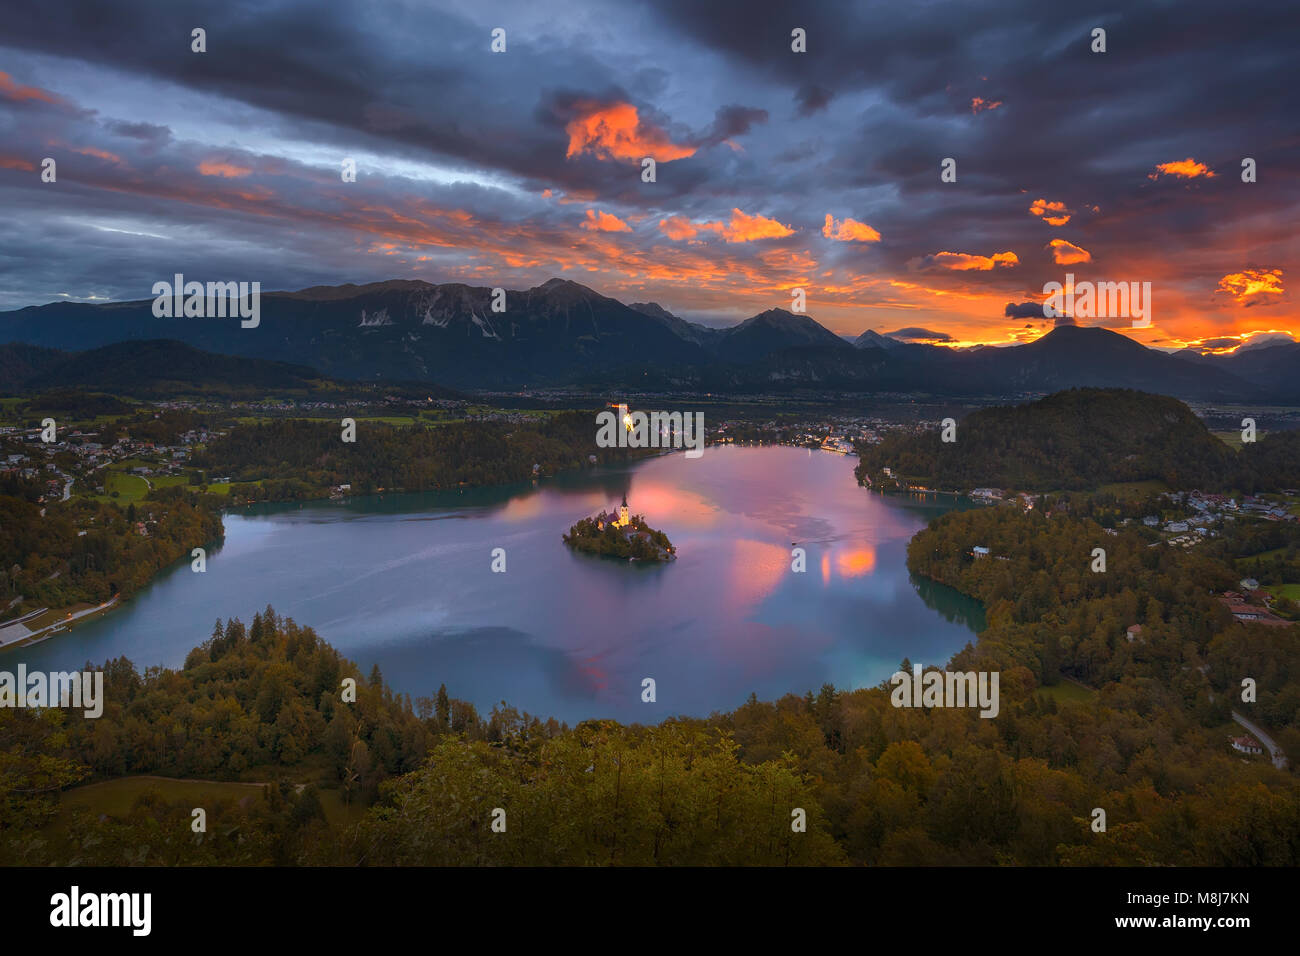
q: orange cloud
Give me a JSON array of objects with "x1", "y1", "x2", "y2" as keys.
[
  {"x1": 564, "y1": 101, "x2": 696, "y2": 163},
  {"x1": 581, "y1": 209, "x2": 631, "y2": 232},
  {"x1": 1217, "y1": 269, "x2": 1284, "y2": 305},
  {"x1": 198, "y1": 160, "x2": 253, "y2": 178},
  {"x1": 1029, "y1": 198, "x2": 1071, "y2": 226},
  {"x1": 718, "y1": 208, "x2": 794, "y2": 242},
  {"x1": 1148, "y1": 158, "x2": 1216, "y2": 180},
  {"x1": 970, "y1": 97, "x2": 1003, "y2": 114},
  {"x1": 659, "y1": 209, "x2": 793, "y2": 243},
  {"x1": 0, "y1": 71, "x2": 63, "y2": 106},
  {"x1": 823, "y1": 214, "x2": 881, "y2": 242},
  {"x1": 73, "y1": 146, "x2": 122, "y2": 164},
  {"x1": 0, "y1": 154, "x2": 36, "y2": 171},
  {"x1": 658, "y1": 215, "x2": 698, "y2": 240},
  {"x1": 922, "y1": 250, "x2": 1018, "y2": 271},
  {"x1": 1048, "y1": 239, "x2": 1092, "y2": 264}
]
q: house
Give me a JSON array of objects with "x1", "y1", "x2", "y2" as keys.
[
  {"x1": 1231, "y1": 735, "x2": 1263, "y2": 755},
  {"x1": 1143, "y1": 515, "x2": 1160, "y2": 527},
  {"x1": 970, "y1": 488, "x2": 1003, "y2": 500},
  {"x1": 1165, "y1": 521, "x2": 1189, "y2": 533},
  {"x1": 972, "y1": 546, "x2": 990, "y2": 559},
  {"x1": 1240, "y1": 577, "x2": 1260, "y2": 591},
  {"x1": 1125, "y1": 624, "x2": 1143, "y2": 643},
  {"x1": 1231, "y1": 605, "x2": 1266, "y2": 621}
]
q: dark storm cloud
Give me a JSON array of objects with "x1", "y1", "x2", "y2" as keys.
[
  {"x1": 793, "y1": 84, "x2": 832, "y2": 117},
  {"x1": 0, "y1": 0, "x2": 1295, "y2": 343},
  {"x1": 1005, "y1": 301, "x2": 1044, "y2": 319},
  {"x1": 887, "y1": 327, "x2": 954, "y2": 343}
]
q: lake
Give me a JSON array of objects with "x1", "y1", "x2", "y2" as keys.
[{"x1": 13, "y1": 445, "x2": 984, "y2": 723}]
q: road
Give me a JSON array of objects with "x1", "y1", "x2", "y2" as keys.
[{"x1": 1232, "y1": 710, "x2": 1289, "y2": 770}]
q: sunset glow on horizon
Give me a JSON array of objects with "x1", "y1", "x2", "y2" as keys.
[{"x1": 0, "y1": 1, "x2": 1293, "y2": 351}]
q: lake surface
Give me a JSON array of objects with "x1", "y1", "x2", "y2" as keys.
[{"x1": 13, "y1": 446, "x2": 984, "y2": 723}]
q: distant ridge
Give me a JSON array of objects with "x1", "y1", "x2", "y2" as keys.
[{"x1": 0, "y1": 278, "x2": 1280, "y2": 400}]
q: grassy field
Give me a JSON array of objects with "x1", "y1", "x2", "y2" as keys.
[
  {"x1": 102, "y1": 470, "x2": 150, "y2": 502},
  {"x1": 1095, "y1": 480, "x2": 1170, "y2": 499},
  {"x1": 59, "y1": 776, "x2": 267, "y2": 818},
  {"x1": 57, "y1": 775, "x2": 364, "y2": 830},
  {"x1": 1267, "y1": 584, "x2": 1300, "y2": 601},
  {"x1": 1037, "y1": 679, "x2": 1096, "y2": 705}
]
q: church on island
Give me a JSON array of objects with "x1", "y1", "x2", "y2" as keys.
[
  {"x1": 594, "y1": 494, "x2": 632, "y2": 531},
  {"x1": 563, "y1": 494, "x2": 675, "y2": 562}
]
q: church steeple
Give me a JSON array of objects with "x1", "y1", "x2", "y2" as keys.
[{"x1": 617, "y1": 493, "x2": 629, "y2": 528}]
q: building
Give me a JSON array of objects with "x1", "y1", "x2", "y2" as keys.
[
  {"x1": 1126, "y1": 624, "x2": 1143, "y2": 643},
  {"x1": 1231, "y1": 736, "x2": 1263, "y2": 755},
  {"x1": 972, "y1": 546, "x2": 990, "y2": 559},
  {"x1": 617, "y1": 494, "x2": 630, "y2": 528},
  {"x1": 971, "y1": 488, "x2": 1002, "y2": 500},
  {"x1": 1240, "y1": 577, "x2": 1260, "y2": 591}
]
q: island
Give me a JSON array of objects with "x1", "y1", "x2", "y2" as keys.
[{"x1": 563, "y1": 494, "x2": 676, "y2": 562}]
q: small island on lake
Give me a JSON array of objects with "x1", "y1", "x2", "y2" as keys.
[{"x1": 563, "y1": 494, "x2": 676, "y2": 562}]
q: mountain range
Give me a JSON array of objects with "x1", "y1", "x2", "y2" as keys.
[{"x1": 1, "y1": 277, "x2": 1295, "y2": 401}]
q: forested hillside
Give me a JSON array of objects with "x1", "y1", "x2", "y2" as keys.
[
  {"x1": 5, "y1": 600, "x2": 1299, "y2": 866},
  {"x1": 855, "y1": 388, "x2": 1299, "y2": 492}
]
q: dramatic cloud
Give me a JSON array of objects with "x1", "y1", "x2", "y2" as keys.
[
  {"x1": 581, "y1": 209, "x2": 632, "y2": 232},
  {"x1": 1048, "y1": 239, "x2": 1092, "y2": 264},
  {"x1": 1029, "y1": 198, "x2": 1071, "y2": 226},
  {"x1": 564, "y1": 101, "x2": 696, "y2": 163},
  {"x1": 1004, "y1": 301, "x2": 1044, "y2": 319},
  {"x1": 1217, "y1": 269, "x2": 1284, "y2": 305},
  {"x1": 1148, "y1": 157, "x2": 1216, "y2": 180},
  {"x1": 916, "y1": 251, "x2": 1018, "y2": 272},
  {"x1": 822, "y1": 214, "x2": 881, "y2": 242},
  {"x1": 0, "y1": 0, "x2": 1295, "y2": 346},
  {"x1": 660, "y1": 209, "x2": 794, "y2": 243}
]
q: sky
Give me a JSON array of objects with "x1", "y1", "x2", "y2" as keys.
[{"x1": 0, "y1": 0, "x2": 1296, "y2": 351}]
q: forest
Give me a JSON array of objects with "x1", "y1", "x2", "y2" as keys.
[
  {"x1": 4, "y1": 597, "x2": 1298, "y2": 866},
  {"x1": 193, "y1": 411, "x2": 657, "y2": 500}
]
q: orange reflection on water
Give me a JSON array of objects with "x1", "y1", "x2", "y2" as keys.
[
  {"x1": 622, "y1": 481, "x2": 719, "y2": 530},
  {"x1": 727, "y1": 538, "x2": 788, "y2": 608},
  {"x1": 836, "y1": 546, "x2": 877, "y2": 578}
]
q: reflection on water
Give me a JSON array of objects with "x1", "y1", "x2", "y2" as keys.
[{"x1": 13, "y1": 446, "x2": 984, "y2": 723}]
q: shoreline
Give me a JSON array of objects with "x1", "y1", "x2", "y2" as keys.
[{"x1": 0, "y1": 596, "x2": 121, "y2": 653}]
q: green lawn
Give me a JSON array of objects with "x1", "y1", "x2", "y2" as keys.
[
  {"x1": 1267, "y1": 584, "x2": 1300, "y2": 601},
  {"x1": 103, "y1": 470, "x2": 150, "y2": 501},
  {"x1": 1095, "y1": 480, "x2": 1170, "y2": 499},
  {"x1": 57, "y1": 775, "x2": 363, "y2": 830},
  {"x1": 59, "y1": 776, "x2": 267, "y2": 818},
  {"x1": 1037, "y1": 680, "x2": 1096, "y2": 705}
]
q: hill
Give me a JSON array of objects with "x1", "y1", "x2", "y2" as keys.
[{"x1": 855, "y1": 388, "x2": 1240, "y2": 491}]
